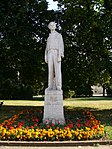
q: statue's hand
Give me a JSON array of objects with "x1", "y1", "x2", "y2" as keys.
[
  {"x1": 45, "y1": 59, "x2": 48, "y2": 63},
  {"x1": 57, "y1": 57, "x2": 61, "y2": 62},
  {"x1": 45, "y1": 56, "x2": 48, "y2": 63},
  {"x1": 61, "y1": 55, "x2": 64, "y2": 58},
  {"x1": 57, "y1": 55, "x2": 64, "y2": 62}
]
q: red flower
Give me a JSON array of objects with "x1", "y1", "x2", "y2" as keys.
[
  {"x1": 92, "y1": 125, "x2": 98, "y2": 129},
  {"x1": 58, "y1": 121, "x2": 60, "y2": 124},
  {"x1": 30, "y1": 126, "x2": 34, "y2": 129},
  {"x1": 39, "y1": 110, "x2": 42, "y2": 113},
  {"x1": 76, "y1": 123, "x2": 81, "y2": 128},
  {"x1": 32, "y1": 119, "x2": 35, "y2": 122},
  {"x1": 10, "y1": 126, "x2": 14, "y2": 130},
  {"x1": 64, "y1": 126, "x2": 70, "y2": 130},
  {"x1": 85, "y1": 122, "x2": 90, "y2": 127},
  {"x1": 46, "y1": 125, "x2": 50, "y2": 128},
  {"x1": 68, "y1": 123, "x2": 74, "y2": 128},
  {"x1": 18, "y1": 125, "x2": 22, "y2": 129},
  {"x1": 26, "y1": 126, "x2": 29, "y2": 129},
  {"x1": 34, "y1": 123, "x2": 38, "y2": 127},
  {"x1": 35, "y1": 118, "x2": 38, "y2": 123},
  {"x1": 18, "y1": 121, "x2": 24, "y2": 127},
  {"x1": 51, "y1": 123, "x2": 55, "y2": 127},
  {"x1": 77, "y1": 118, "x2": 82, "y2": 123}
]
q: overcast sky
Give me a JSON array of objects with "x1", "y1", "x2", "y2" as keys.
[{"x1": 47, "y1": 0, "x2": 58, "y2": 10}]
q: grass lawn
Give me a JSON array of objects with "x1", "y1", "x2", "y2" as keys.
[{"x1": 0, "y1": 97, "x2": 112, "y2": 140}]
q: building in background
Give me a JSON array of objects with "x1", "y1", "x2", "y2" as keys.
[{"x1": 91, "y1": 85, "x2": 107, "y2": 96}]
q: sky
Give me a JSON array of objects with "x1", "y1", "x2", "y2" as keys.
[{"x1": 47, "y1": 0, "x2": 58, "y2": 10}]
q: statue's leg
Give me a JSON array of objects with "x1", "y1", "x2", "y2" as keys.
[
  {"x1": 54, "y1": 51, "x2": 62, "y2": 90},
  {"x1": 48, "y1": 51, "x2": 54, "y2": 89},
  {"x1": 56, "y1": 62, "x2": 62, "y2": 90}
]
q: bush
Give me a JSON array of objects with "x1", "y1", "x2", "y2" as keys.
[
  {"x1": 106, "y1": 85, "x2": 112, "y2": 97},
  {"x1": 0, "y1": 79, "x2": 33, "y2": 100}
]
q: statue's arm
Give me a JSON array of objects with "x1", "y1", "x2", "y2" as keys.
[
  {"x1": 57, "y1": 34, "x2": 64, "y2": 62},
  {"x1": 60, "y1": 35, "x2": 64, "y2": 58},
  {"x1": 45, "y1": 40, "x2": 48, "y2": 63}
]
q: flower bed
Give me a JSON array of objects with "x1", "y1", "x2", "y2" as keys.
[{"x1": 0, "y1": 109, "x2": 104, "y2": 141}]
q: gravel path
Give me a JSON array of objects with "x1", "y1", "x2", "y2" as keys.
[{"x1": 0, "y1": 146, "x2": 112, "y2": 149}]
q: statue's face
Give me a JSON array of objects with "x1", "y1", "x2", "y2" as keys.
[{"x1": 48, "y1": 22, "x2": 56, "y2": 30}]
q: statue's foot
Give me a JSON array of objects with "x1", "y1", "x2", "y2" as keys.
[
  {"x1": 57, "y1": 86, "x2": 61, "y2": 91},
  {"x1": 47, "y1": 87, "x2": 52, "y2": 90}
]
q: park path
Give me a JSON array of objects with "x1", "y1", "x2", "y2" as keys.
[{"x1": 0, "y1": 146, "x2": 112, "y2": 149}]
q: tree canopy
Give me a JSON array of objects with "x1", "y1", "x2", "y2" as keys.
[
  {"x1": 0, "y1": 0, "x2": 112, "y2": 98},
  {"x1": 59, "y1": 0, "x2": 112, "y2": 96}
]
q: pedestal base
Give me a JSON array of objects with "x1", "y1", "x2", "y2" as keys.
[{"x1": 43, "y1": 89, "x2": 65, "y2": 125}]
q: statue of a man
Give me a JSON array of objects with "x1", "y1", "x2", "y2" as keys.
[{"x1": 45, "y1": 22, "x2": 64, "y2": 90}]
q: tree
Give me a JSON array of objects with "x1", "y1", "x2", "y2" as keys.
[
  {"x1": 58, "y1": 0, "x2": 111, "y2": 96},
  {"x1": 0, "y1": 0, "x2": 111, "y2": 98},
  {"x1": 0, "y1": 0, "x2": 56, "y2": 98}
]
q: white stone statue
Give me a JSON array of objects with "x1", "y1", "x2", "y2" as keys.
[{"x1": 45, "y1": 22, "x2": 64, "y2": 90}]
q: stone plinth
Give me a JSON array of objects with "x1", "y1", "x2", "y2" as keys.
[{"x1": 43, "y1": 89, "x2": 65, "y2": 125}]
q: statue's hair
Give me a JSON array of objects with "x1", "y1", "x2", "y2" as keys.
[{"x1": 48, "y1": 22, "x2": 56, "y2": 29}]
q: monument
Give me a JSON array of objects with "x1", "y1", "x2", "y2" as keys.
[{"x1": 43, "y1": 22, "x2": 65, "y2": 125}]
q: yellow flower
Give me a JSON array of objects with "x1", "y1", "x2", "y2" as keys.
[
  {"x1": 2, "y1": 136, "x2": 5, "y2": 140},
  {"x1": 71, "y1": 130, "x2": 74, "y2": 133},
  {"x1": 17, "y1": 135, "x2": 21, "y2": 139},
  {"x1": 67, "y1": 132, "x2": 72, "y2": 138},
  {"x1": 74, "y1": 131, "x2": 79, "y2": 136},
  {"x1": 79, "y1": 133, "x2": 82, "y2": 138},
  {"x1": 78, "y1": 136, "x2": 81, "y2": 140},
  {"x1": 2, "y1": 129, "x2": 6, "y2": 136},
  {"x1": 85, "y1": 127, "x2": 90, "y2": 131},
  {"x1": 54, "y1": 129, "x2": 59, "y2": 134},
  {"x1": 44, "y1": 137, "x2": 46, "y2": 140}
]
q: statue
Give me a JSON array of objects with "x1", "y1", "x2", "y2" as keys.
[
  {"x1": 43, "y1": 22, "x2": 65, "y2": 125},
  {"x1": 45, "y1": 22, "x2": 64, "y2": 90}
]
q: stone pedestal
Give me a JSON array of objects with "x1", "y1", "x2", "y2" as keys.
[{"x1": 43, "y1": 89, "x2": 65, "y2": 125}]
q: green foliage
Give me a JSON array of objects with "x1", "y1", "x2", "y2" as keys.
[
  {"x1": 60, "y1": 0, "x2": 112, "y2": 96},
  {"x1": 0, "y1": 0, "x2": 112, "y2": 97},
  {"x1": 0, "y1": 0, "x2": 56, "y2": 98},
  {"x1": 105, "y1": 126, "x2": 112, "y2": 140}
]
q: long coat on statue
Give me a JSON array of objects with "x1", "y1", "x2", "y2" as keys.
[{"x1": 45, "y1": 31, "x2": 64, "y2": 90}]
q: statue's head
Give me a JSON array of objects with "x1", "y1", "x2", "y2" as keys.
[{"x1": 48, "y1": 22, "x2": 56, "y2": 30}]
